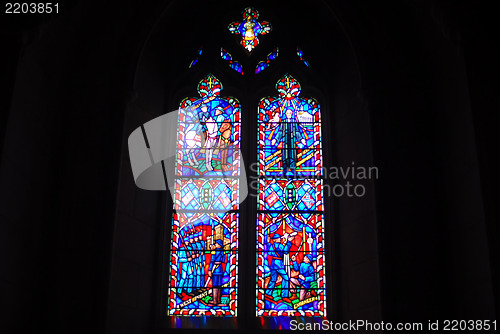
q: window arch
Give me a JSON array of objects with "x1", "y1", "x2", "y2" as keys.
[
  {"x1": 256, "y1": 73, "x2": 326, "y2": 317},
  {"x1": 113, "y1": 0, "x2": 387, "y2": 332},
  {"x1": 118, "y1": 1, "x2": 383, "y2": 330},
  {"x1": 160, "y1": 5, "x2": 330, "y2": 323},
  {"x1": 166, "y1": 74, "x2": 242, "y2": 316}
]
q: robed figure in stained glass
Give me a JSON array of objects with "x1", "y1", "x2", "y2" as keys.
[
  {"x1": 177, "y1": 237, "x2": 194, "y2": 294},
  {"x1": 258, "y1": 74, "x2": 322, "y2": 178},
  {"x1": 271, "y1": 107, "x2": 307, "y2": 175}
]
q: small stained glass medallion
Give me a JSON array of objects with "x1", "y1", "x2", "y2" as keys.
[{"x1": 228, "y1": 7, "x2": 271, "y2": 53}]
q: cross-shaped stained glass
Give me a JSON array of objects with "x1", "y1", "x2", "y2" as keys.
[{"x1": 228, "y1": 7, "x2": 272, "y2": 53}]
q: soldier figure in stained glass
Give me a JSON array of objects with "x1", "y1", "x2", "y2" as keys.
[
  {"x1": 178, "y1": 236, "x2": 194, "y2": 294},
  {"x1": 193, "y1": 233, "x2": 202, "y2": 288},
  {"x1": 290, "y1": 254, "x2": 316, "y2": 301},
  {"x1": 208, "y1": 239, "x2": 224, "y2": 305},
  {"x1": 265, "y1": 233, "x2": 294, "y2": 299},
  {"x1": 198, "y1": 231, "x2": 206, "y2": 287}
]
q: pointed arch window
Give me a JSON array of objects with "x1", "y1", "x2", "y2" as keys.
[
  {"x1": 256, "y1": 74, "x2": 326, "y2": 317},
  {"x1": 163, "y1": 6, "x2": 328, "y2": 322},
  {"x1": 166, "y1": 74, "x2": 241, "y2": 316}
]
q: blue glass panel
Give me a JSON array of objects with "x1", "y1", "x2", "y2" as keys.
[
  {"x1": 255, "y1": 48, "x2": 278, "y2": 74},
  {"x1": 221, "y1": 48, "x2": 232, "y2": 61},
  {"x1": 189, "y1": 58, "x2": 198, "y2": 68},
  {"x1": 258, "y1": 148, "x2": 321, "y2": 177},
  {"x1": 175, "y1": 178, "x2": 240, "y2": 211},
  {"x1": 258, "y1": 179, "x2": 323, "y2": 211},
  {"x1": 229, "y1": 61, "x2": 243, "y2": 74},
  {"x1": 221, "y1": 48, "x2": 244, "y2": 75},
  {"x1": 268, "y1": 48, "x2": 278, "y2": 60},
  {"x1": 255, "y1": 61, "x2": 269, "y2": 74},
  {"x1": 297, "y1": 47, "x2": 310, "y2": 67}
]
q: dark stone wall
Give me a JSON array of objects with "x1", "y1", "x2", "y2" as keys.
[{"x1": 0, "y1": 1, "x2": 165, "y2": 333}]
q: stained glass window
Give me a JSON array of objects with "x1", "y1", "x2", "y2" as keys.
[
  {"x1": 167, "y1": 74, "x2": 241, "y2": 316},
  {"x1": 165, "y1": 6, "x2": 328, "y2": 321},
  {"x1": 256, "y1": 48, "x2": 279, "y2": 74},
  {"x1": 256, "y1": 74, "x2": 326, "y2": 317},
  {"x1": 220, "y1": 48, "x2": 243, "y2": 75},
  {"x1": 228, "y1": 7, "x2": 271, "y2": 53}
]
